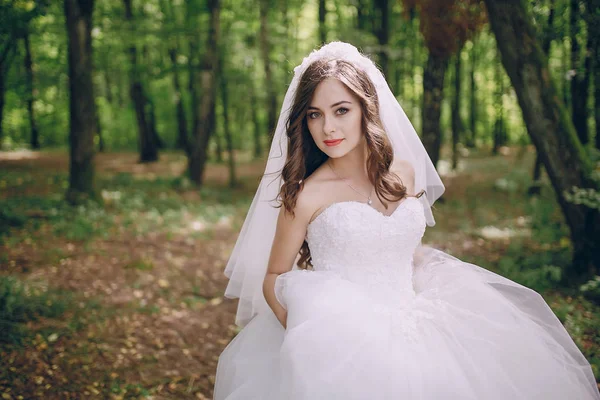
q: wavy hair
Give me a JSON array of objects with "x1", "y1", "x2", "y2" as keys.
[{"x1": 278, "y1": 58, "x2": 407, "y2": 268}]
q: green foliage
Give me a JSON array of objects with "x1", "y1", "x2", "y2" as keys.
[
  {"x1": 563, "y1": 147, "x2": 600, "y2": 211},
  {"x1": 527, "y1": 195, "x2": 570, "y2": 243},
  {"x1": 549, "y1": 293, "x2": 600, "y2": 379},
  {"x1": 0, "y1": 0, "x2": 538, "y2": 154},
  {"x1": 497, "y1": 243, "x2": 567, "y2": 292},
  {"x1": 0, "y1": 167, "x2": 250, "y2": 247},
  {"x1": 580, "y1": 276, "x2": 600, "y2": 303},
  {"x1": 494, "y1": 187, "x2": 571, "y2": 292},
  {"x1": 0, "y1": 276, "x2": 71, "y2": 344},
  {"x1": 0, "y1": 194, "x2": 114, "y2": 243},
  {"x1": 564, "y1": 186, "x2": 600, "y2": 210}
]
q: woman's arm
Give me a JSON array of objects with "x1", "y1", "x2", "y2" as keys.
[{"x1": 263, "y1": 193, "x2": 313, "y2": 328}]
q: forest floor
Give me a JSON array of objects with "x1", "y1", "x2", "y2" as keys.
[{"x1": 0, "y1": 147, "x2": 598, "y2": 399}]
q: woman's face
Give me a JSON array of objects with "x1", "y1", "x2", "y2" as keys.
[{"x1": 306, "y1": 78, "x2": 364, "y2": 159}]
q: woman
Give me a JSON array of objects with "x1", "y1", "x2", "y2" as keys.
[{"x1": 214, "y1": 42, "x2": 599, "y2": 399}]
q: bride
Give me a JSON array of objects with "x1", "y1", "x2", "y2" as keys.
[{"x1": 213, "y1": 42, "x2": 599, "y2": 399}]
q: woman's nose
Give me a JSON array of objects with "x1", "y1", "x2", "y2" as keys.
[{"x1": 322, "y1": 116, "x2": 335, "y2": 135}]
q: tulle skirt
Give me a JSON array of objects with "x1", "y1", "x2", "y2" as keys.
[{"x1": 214, "y1": 248, "x2": 600, "y2": 400}]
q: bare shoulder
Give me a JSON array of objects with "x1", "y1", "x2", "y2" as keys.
[
  {"x1": 296, "y1": 164, "x2": 332, "y2": 221},
  {"x1": 390, "y1": 159, "x2": 416, "y2": 194}
]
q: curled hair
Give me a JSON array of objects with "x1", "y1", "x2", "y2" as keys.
[{"x1": 278, "y1": 58, "x2": 407, "y2": 268}]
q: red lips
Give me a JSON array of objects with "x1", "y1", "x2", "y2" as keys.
[{"x1": 324, "y1": 139, "x2": 344, "y2": 147}]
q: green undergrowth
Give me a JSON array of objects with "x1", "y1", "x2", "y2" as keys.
[
  {"x1": 0, "y1": 170, "x2": 253, "y2": 245},
  {"x1": 0, "y1": 275, "x2": 73, "y2": 344}
]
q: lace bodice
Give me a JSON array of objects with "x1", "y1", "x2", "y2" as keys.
[{"x1": 306, "y1": 196, "x2": 427, "y2": 303}]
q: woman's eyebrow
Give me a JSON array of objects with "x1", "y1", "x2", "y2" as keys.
[{"x1": 307, "y1": 100, "x2": 352, "y2": 111}]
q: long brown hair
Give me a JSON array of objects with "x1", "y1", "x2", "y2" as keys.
[{"x1": 279, "y1": 58, "x2": 407, "y2": 268}]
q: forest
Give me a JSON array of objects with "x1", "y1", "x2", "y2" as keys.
[{"x1": 1, "y1": 0, "x2": 599, "y2": 397}]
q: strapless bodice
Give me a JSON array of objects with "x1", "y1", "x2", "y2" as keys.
[{"x1": 306, "y1": 197, "x2": 427, "y2": 301}]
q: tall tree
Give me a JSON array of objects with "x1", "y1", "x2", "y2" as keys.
[
  {"x1": 467, "y1": 37, "x2": 477, "y2": 148},
  {"x1": 569, "y1": 0, "x2": 591, "y2": 144},
  {"x1": 373, "y1": 0, "x2": 390, "y2": 80},
  {"x1": 404, "y1": 0, "x2": 486, "y2": 167},
  {"x1": 64, "y1": 0, "x2": 97, "y2": 204},
  {"x1": 0, "y1": 41, "x2": 16, "y2": 147},
  {"x1": 168, "y1": 43, "x2": 189, "y2": 152},
  {"x1": 1, "y1": 2, "x2": 45, "y2": 148},
  {"x1": 421, "y1": 52, "x2": 448, "y2": 166},
  {"x1": 250, "y1": 61, "x2": 263, "y2": 158},
  {"x1": 584, "y1": 0, "x2": 600, "y2": 148},
  {"x1": 530, "y1": 0, "x2": 556, "y2": 196},
  {"x1": 259, "y1": 0, "x2": 277, "y2": 137},
  {"x1": 491, "y1": 55, "x2": 506, "y2": 155},
  {"x1": 319, "y1": 0, "x2": 327, "y2": 44},
  {"x1": 187, "y1": 0, "x2": 220, "y2": 185},
  {"x1": 23, "y1": 29, "x2": 39, "y2": 149},
  {"x1": 123, "y1": 0, "x2": 158, "y2": 163},
  {"x1": 484, "y1": 0, "x2": 599, "y2": 283},
  {"x1": 218, "y1": 49, "x2": 237, "y2": 188},
  {"x1": 451, "y1": 46, "x2": 464, "y2": 169},
  {"x1": 187, "y1": 0, "x2": 200, "y2": 151}
]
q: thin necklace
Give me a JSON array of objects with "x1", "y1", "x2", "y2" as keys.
[{"x1": 327, "y1": 160, "x2": 374, "y2": 206}]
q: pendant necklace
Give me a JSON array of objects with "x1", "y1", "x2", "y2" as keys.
[{"x1": 327, "y1": 161, "x2": 374, "y2": 206}]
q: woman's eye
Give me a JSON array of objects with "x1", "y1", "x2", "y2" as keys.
[
  {"x1": 337, "y1": 108, "x2": 349, "y2": 115},
  {"x1": 308, "y1": 112, "x2": 320, "y2": 119}
]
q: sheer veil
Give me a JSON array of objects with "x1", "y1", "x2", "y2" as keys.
[{"x1": 224, "y1": 42, "x2": 445, "y2": 327}]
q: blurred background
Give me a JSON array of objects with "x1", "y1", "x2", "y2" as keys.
[{"x1": 0, "y1": 0, "x2": 599, "y2": 398}]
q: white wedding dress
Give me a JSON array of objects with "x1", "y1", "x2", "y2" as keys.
[{"x1": 214, "y1": 197, "x2": 600, "y2": 399}]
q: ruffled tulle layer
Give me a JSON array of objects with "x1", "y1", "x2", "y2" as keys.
[{"x1": 214, "y1": 248, "x2": 599, "y2": 400}]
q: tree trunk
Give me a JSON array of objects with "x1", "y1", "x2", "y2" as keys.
[
  {"x1": 422, "y1": 52, "x2": 449, "y2": 168},
  {"x1": 451, "y1": 46, "x2": 464, "y2": 170},
  {"x1": 187, "y1": 1, "x2": 199, "y2": 146},
  {"x1": 219, "y1": 52, "x2": 236, "y2": 187},
  {"x1": 104, "y1": 70, "x2": 113, "y2": 104},
  {"x1": 396, "y1": 26, "x2": 406, "y2": 98},
  {"x1": 187, "y1": 0, "x2": 220, "y2": 185},
  {"x1": 467, "y1": 38, "x2": 477, "y2": 148},
  {"x1": 484, "y1": 0, "x2": 600, "y2": 284},
  {"x1": 169, "y1": 48, "x2": 189, "y2": 152},
  {"x1": 410, "y1": 12, "x2": 419, "y2": 116},
  {"x1": 123, "y1": 0, "x2": 158, "y2": 163},
  {"x1": 587, "y1": 0, "x2": 600, "y2": 148},
  {"x1": 259, "y1": 0, "x2": 277, "y2": 137},
  {"x1": 23, "y1": 30, "x2": 40, "y2": 149},
  {"x1": 373, "y1": 0, "x2": 390, "y2": 81},
  {"x1": 96, "y1": 110, "x2": 104, "y2": 152},
  {"x1": 0, "y1": 62, "x2": 5, "y2": 148},
  {"x1": 492, "y1": 56, "x2": 506, "y2": 155},
  {"x1": 251, "y1": 78, "x2": 262, "y2": 158},
  {"x1": 562, "y1": 35, "x2": 570, "y2": 108},
  {"x1": 596, "y1": 63, "x2": 600, "y2": 149},
  {"x1": 319, "y1": 0, "x2": 327, "y2": 44},
  {"x1": 595, "y1": 41, "x2": 600, "y2": 149},
  {"x1": 570, "y1": 0, "x2": 590, "y2": 144},
  {"x1": 147, "y1": 98, "x2": 164, "y2": 149},
  {"x1": 530, "y1": 0, "x2": 555, "y2": 196},
  {"x1": 0, "y1": 42, "x2": 15, "y2": 148},
  {"x1": 64, "y1": 0, "x2": 97, "y2": 204}
]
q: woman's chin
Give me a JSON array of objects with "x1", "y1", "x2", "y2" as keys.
[{"x1": 321, "y1": 147, "x2": 348, "y2": 158}]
